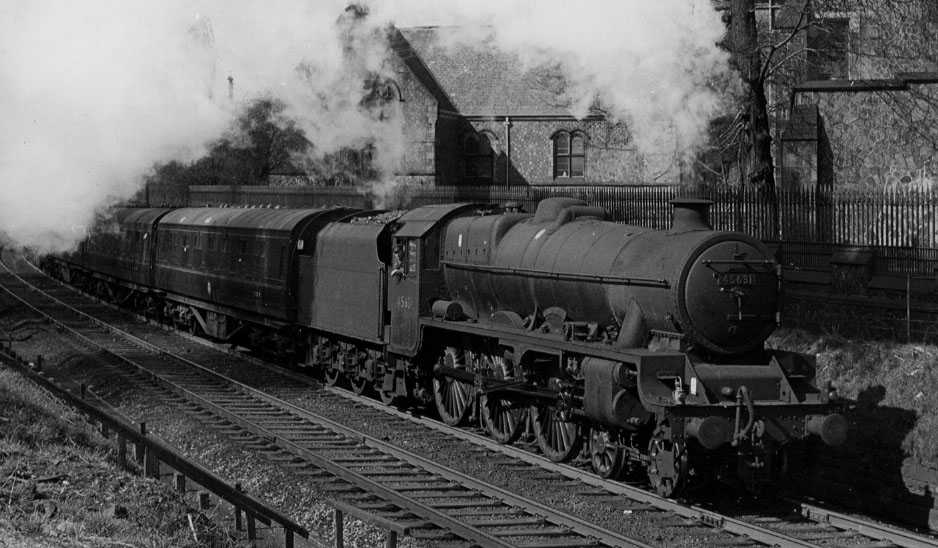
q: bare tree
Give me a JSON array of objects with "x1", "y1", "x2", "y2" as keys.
[{"x1": 722, "y1": 0, "x2": 811, "y2": 235}]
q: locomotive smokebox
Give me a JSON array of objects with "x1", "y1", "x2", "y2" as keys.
[{"x1": 670, "y1": 198, "x2": 712, "y2": 232}]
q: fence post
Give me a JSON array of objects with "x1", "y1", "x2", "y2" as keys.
[
  {"x1": 144, "y1": 448, "x2": 159, "y2": 478},
  {"x1": 334, "y1": 509, "x2": 344, "y2": 548},
  {"x1": 117, "y1": 434, "x2": 127, "y2": 468},
  {"x1": 174, "y1": 473, "x2": 186, "y2": 494},
  {"x1": 246, "y1": 512, "x2": 256, "y2": 540},
  {"x1": 907, "y1": 273, "x2": 912, "y2": 343},
  {"x1": 234, "y1": 483, "x2": 243, "y2": 531},
  {"x1": 134, "y1": 423, "x2": 147, "y2": 465}
]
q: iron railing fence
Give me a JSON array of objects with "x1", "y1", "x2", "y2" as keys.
[{"x1": 188, "y1": 183, "x2": 938, "y2": 275}]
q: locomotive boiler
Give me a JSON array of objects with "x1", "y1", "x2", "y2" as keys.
[
  {"x1": 441, "y1": 197, "x2": 778, "y2": 355},
  {"x1": 48, "y1": 196, "x2": 847, "y2": 497}
]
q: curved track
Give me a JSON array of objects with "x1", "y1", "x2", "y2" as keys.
[{"x1": 3, "y1": 254, "x2": 938, "y2": 548}]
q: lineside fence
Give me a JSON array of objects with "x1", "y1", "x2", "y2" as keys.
[
  {"x1": 0, "y1": 344, "x2": 413, "y2": 548},
  {"x1": 0, "y1": 345, "x2": 310, "y2": 547}
]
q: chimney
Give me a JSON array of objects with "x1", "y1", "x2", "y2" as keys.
[{"x1": 670, "y1": 198, "x2": 712, "y2": 232}]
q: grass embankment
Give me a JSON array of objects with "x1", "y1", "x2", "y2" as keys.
[
  {"x1": 0, "y1": 366, "x2": 230, "y2": 547},
  {"x1": 769, "y1": 327, "x2": 938, "y2": 467}
]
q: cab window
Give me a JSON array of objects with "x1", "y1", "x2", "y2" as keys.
[
  {"x1": 422, "y1": 233, "x2": 440, "y2": 269},
  {"x1": 393, "y1": 239, "x2": 418, "y2": 275}
]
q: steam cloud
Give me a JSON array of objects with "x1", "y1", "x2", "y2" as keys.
[{"x1": 0, "y1": 0, "x2": 733, "y2": 253}]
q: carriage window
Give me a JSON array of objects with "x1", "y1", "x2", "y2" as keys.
[{"x1": 279, "y1": 245, "x2": 287, "y2": 275}]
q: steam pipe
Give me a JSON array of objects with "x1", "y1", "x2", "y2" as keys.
[
  {"x1": 616, "y1": 300, "x2": 646, "y2": 349},
  {"x1": 548, "y1": 205, "x2": 606, "y2": 233},
  {"x1": 731, "y1": 386, "x2": 755, "y2": 447}
]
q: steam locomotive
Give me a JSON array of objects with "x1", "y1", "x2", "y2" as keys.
[{"x1": 46, "y1": 197, "x2": 846, "y2": 496}]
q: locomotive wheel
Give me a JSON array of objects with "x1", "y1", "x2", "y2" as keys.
[
  {"x1": 433, "y1": 376, "x2": 474, "y2": 426},
  {"x1": 324, "y1": 368, "x2": 343, "y2": 387},
  {"x1": 350, "y1": 376, "x2": 371, "y2": 396},
  {"x1": 433, "y1": 347, "x2": 475, "y2": 426},
  {"x1": 647, "y1": 428, "x2": 689, "y2": 498},
  {"x1": 379, "y1": 388, "x2": 400, "y2": 406},
  {"x1": 589, "y1": 429, "x2": 630, "y2": 479},
  {"x1": 530, "y1": 404, "x2": 583, "y2": 462},
  {"x1": 478, "y1": 351, "x2": 524, "y2": 444},
  {"x1": 480, "y1": 395, "x2": 525, "y2": 444}
]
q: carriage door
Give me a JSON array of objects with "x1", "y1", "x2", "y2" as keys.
[{"x1": 388, "y1": 236, "x2": 421, "y2": 354}]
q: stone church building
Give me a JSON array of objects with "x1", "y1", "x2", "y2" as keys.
[{"x1": 271, "y1": 26, "x2": 646, "y2": 190}]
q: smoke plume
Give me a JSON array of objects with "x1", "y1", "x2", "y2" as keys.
[{"x1": 0, "y1": 1, "x2": 733, "y2": 253}]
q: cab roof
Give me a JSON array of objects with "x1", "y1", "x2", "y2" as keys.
[
  {"x1": 394, "y1": 203, "x2": 480, "y2": 238},
  {"x1": 158, "y1": 207, "x2": 342, "y2": 232}
]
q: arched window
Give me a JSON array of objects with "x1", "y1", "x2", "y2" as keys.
[
  {"x1": 553, "y1": 131, "x2": 586, "y2": 179},
  {"x1": 463, "y1": 132, "x2": 495, "y2": 181}
]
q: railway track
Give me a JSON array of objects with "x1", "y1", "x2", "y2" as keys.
[
  {"x1": 0, "y1": 256, "x2": 652, "y2": 548},
  {"x1": 3, "y1": 254, "x2": 938, "y2": 548}
]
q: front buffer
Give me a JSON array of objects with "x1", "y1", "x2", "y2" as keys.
[{"x1": 580, "y1": 350, "x2": 847, "y2": 496}]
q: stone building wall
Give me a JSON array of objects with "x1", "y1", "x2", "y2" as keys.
[
  {"x1": 797, "y1": 84, "x2": 938, "y2": 190},
  {"x1": 765, "y1": 2, "x2": 938, "y2": 192},
  {"x1": 388, "y1": 54, "x2": 438, "y2": 177},
  {"x1": 435, "y1": 117, "x2": 646, "y2": 187}
]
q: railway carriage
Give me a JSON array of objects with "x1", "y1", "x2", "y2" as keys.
[
  {"x1": 48, "y1": 196, "x2": 847, "y2": 497},
  {"x1": 152, "y1": 207, "x2": 352, "y2": 341},
  {"x1": 53, "y1": 208, "x2": 171, "y2": 307}
]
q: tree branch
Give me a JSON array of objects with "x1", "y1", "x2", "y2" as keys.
[{"x1": 760, "y1": 1, "x2": 812, "y2": 82}]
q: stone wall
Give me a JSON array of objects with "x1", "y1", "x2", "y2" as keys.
[
  {"x1": 435, "y1": 116, "x2": 649, "y2": 187},
  {"x1": 797, "y1": 83, "x2": 938, "y2": 190},
  {"x1": 389, "y1": 53, "x2": 438, "y2": 177}
]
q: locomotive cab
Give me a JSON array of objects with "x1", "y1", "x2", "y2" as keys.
[{"x1": 387, "y1": 203, "x2": 481, "y2": 355}]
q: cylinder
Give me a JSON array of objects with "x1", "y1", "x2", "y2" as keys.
[
  {"x1": 806, "y1": 414, "x2": 848, "y2": 447},
  {"x1": 685, "y1": 416, "x2": 732, "y2": 450}
]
